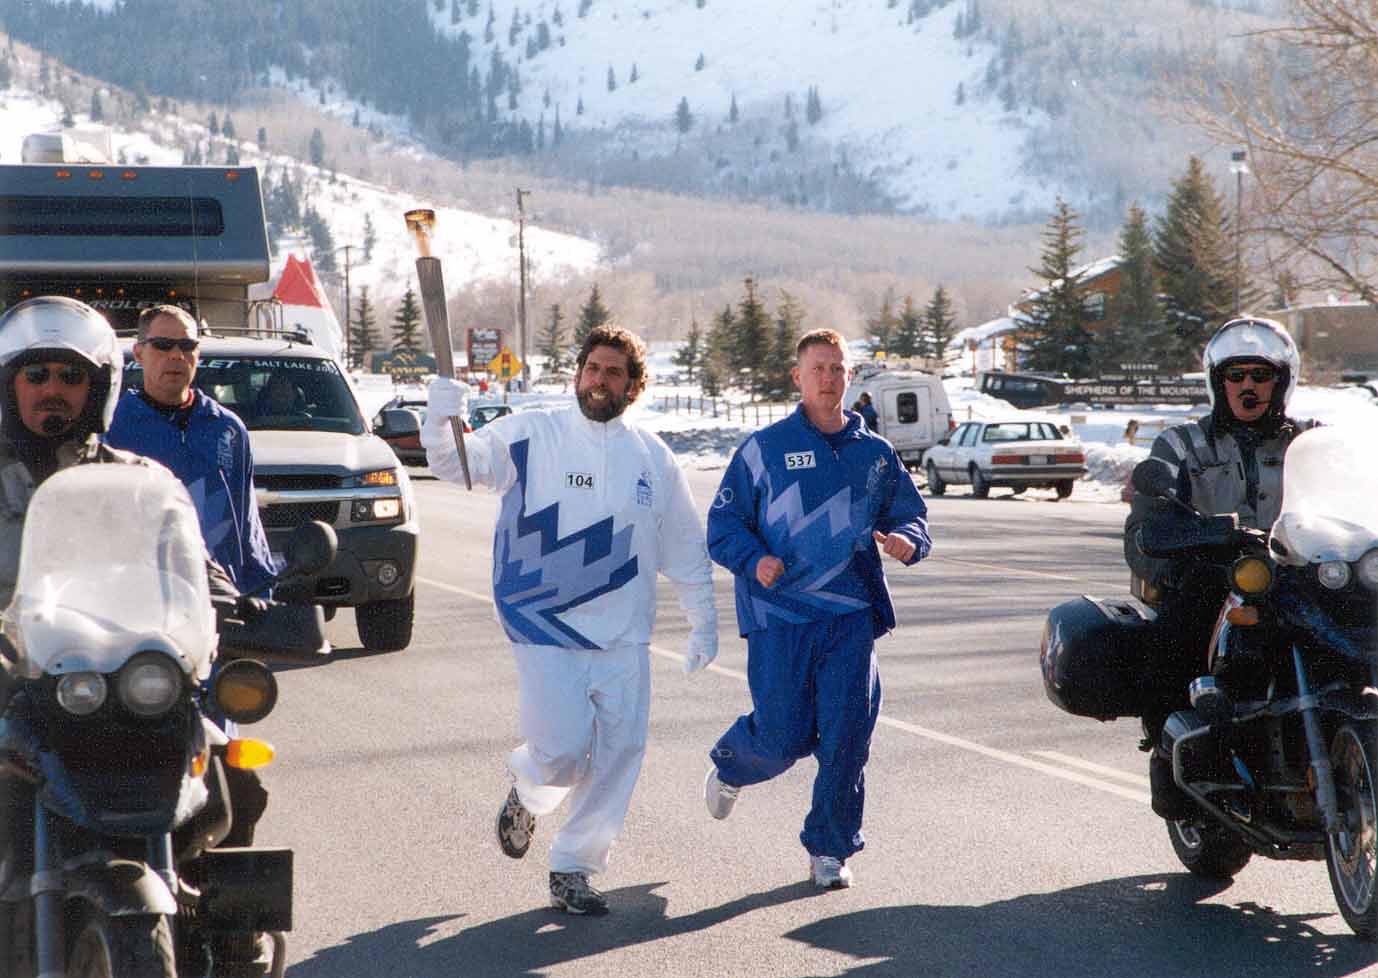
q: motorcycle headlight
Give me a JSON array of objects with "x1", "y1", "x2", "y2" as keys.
[
  {"x1": 1317, "y1": 560, "x2": 1352, "y2": 590},
  {"x1": 1358, "y1": 549, "x2": 1378, "y2": 590},
  {"x1": 117, "y1": 651, "x2": 182, "y2": 718},
  {"x1": 1231, "y1": 556, "x2": 1273, "y2": 595},
  {"x1": 56, "y1": 672, "x2": 107, "y2": 716}
]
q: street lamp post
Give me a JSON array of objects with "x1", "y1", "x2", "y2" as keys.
[
  {"x1": 515, "y1": 188, "x2": 531, "y2": 388},
  {"x1": 331, "y1": 243, "x2": 358, "y2": 368},
  {"x1": 1230, "y1": 149, "x2": 1249, "y2": 316}
]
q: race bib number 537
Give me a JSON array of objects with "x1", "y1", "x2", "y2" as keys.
[{"x1": 784, "y1": 451, "x2": 816, "y2": 470}]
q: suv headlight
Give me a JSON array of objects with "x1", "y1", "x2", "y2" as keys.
[
  {"x1": 1358, "y1": 549, "x2": 1378, "y2": 590},
  {"x1": 56, "y1": 672, "x2": 107, "y2": 716},
  {"x1": 117, "y1": 651, "x2": 182, "y2": 718}
]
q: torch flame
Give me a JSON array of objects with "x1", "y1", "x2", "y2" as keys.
[{"x1": 404, "y1": 208, "x2": 437, "y2": 258}]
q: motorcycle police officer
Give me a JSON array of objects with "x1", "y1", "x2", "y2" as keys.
[{"x1": 1125, "y1": 316, "x2": 1314, "y2": 818}]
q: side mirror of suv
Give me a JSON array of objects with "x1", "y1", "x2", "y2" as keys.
[{"x1": 374, "y1": 408, "x2": 421, "y2": 438}]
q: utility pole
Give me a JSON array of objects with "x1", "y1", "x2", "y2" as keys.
[
  {"x1": 1230, "y1": 149, "x2": 1249, "y2": 316},
  {"x1": 516, "y1": 188, "x2": 531, "y2": 387}
]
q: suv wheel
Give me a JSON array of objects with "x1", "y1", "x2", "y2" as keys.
[{"x1": 357, "y1": 591, "x2": 415, "y2": 652}]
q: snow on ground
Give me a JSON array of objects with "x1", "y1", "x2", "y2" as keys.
[{"x1": 356, "y1": 366, "x2": 1378, "y2": 506}]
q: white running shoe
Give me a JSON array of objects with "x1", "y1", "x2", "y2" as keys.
[
  {"x1": 704, "y1": 768, "x2": 739, "y2": 820},
  {"x1": 810, "y1": 855, "x2": 853, "y2": 889}
]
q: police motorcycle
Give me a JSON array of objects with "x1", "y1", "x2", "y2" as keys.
[
  {"x1": 1041, "y1": 425, "x2": 1378, "y2": 940},
  {"x1": 0, "y1": 462, "x2": 334, "y2": 977}
]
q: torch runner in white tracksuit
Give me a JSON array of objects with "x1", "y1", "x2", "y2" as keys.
[{"x1": 423, "y1": 325, "x2": 719, "y2": 916}]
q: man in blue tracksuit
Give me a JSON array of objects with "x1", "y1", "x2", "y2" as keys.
[
  {"x1": 106, "y1": 304, "x2": 277, "y2": 595},
  {"x1": 704, "y1": 328, "x2": 931, "y2": 889}
]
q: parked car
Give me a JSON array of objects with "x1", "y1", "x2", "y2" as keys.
[
  {"x1": 923, "y1": 419, "x2": 1086, "y2": 499},
  {"x1": 976, "y1": 371, "x2": 1073, "y2": 409},
  {"x1": 842, "y1": 368, "x2": 953, "y2": 470},
  {"x1": 469, "y1": 402, "x2": 513, "y2": 430},
  {"x1": 372, "y1": 395, "x2": 472, "y2": 466}
]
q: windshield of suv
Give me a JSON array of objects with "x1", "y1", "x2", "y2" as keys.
[{"x1": 126, "y1": 354, "x2": 366, "y2": 434}]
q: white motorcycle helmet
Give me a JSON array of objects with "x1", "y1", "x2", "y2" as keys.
[
  {"x1": 0, "y1": 296, "x2": 122, "y2": 439},
  {"x1": 1201, "y1": 316, "x2": 1300, "y2": 420}
]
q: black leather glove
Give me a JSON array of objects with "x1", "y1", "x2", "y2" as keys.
[{"x1": 234, "y1": 595, "x2": 270, "y2": 621}]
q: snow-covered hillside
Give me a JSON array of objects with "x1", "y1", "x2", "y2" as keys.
[
  {"x1": 0, "y1": 84, "x2": 601, "y2": 314},
  {"x1": 429, "y1": 0, "x2": 1052, "y2": 220}
]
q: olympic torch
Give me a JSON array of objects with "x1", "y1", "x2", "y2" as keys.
[{"x1": 405, "y1": 207, "x2": 471, "y2": 490}]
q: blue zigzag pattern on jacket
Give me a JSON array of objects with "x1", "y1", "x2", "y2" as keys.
[
  {"x1": 740, "y1": 437, "x2": 869, "y2": 622},
  {"x1": 492, "y1": 438, "x2": 638, "y2": 648}
]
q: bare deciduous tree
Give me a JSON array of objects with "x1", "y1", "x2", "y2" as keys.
[{"x1": 1187, "y1": 0, "x2": 1378, "y2": 303}]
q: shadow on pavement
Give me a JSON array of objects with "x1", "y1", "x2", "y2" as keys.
[
  {"x1": 286, "y1": 880, "x2": 817, "y2": 978},
  {"x1": 784, "y1": 873, "x2": 1375, "y2": 978}
]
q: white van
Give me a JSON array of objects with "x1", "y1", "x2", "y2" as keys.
[{"x1": 844, "y1": 368, "x2": 953, "y2": 470}]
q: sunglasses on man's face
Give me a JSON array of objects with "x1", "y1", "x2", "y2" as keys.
[
  {"x1": 1224, "y1": 366, "x2": 1277, "y2": 384},
  {"x1": 20, "y1": 364, "x2": 88, "y2": 387},
  {"x1": 143, "y1": 337, "x2": 199, "y2": 353}
]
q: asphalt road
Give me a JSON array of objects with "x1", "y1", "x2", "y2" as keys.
[{"x1": 254, "y1": 469, "x2": 1378, "y2": 978}]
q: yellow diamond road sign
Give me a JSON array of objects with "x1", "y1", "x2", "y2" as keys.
[{"x1": 487, "y1": 348, "x2": 523, "y2": 380}]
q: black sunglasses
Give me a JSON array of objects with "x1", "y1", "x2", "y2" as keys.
[
  {"x1": 143, "y1": 337, "x2": 199, "y2": 353},
  {"x1": 20, "y1": 363, "x2": 88, "y2": 386},
  {"x1": 1224, "y1": 366, "x2": 1276, "y2": 384}
]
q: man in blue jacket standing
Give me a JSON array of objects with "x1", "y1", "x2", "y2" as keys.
[
  {"x1": 106, "y1": 305, "x2": 277, "y2": 595},
  {"x1": 704, "y1": 328, "x2": 930, "y2": 890}
]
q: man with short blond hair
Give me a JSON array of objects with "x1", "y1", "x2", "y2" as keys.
[{"x1": 703, "y1": 327, "x2": 930, "y2": 890}]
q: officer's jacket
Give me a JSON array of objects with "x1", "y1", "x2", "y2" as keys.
[{"x1": 1125, "y1": 413, "x2": 1314, "y2": 588}]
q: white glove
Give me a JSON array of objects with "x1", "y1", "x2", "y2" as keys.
[
  {"x1": 427, "y1": 377, "x2": 469, "y2": 423},
  {"x1": 682, "y1": 628, "x2": 718, "y2": 675}
]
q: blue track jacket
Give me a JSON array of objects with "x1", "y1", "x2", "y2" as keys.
[
  {"x1": 708, "y1": 406, "x2": 930, "y2": 638},
  {"x1": 107, "y1": 390, "x2": 278, "y2": 595}
]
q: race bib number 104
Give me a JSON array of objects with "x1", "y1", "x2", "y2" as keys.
[
  {"x1": 784, "y1": 451, "x2": 816, "y2": 470},
  {"x1": 566, "y1": 472, "x2": 595, "y2": 489}
]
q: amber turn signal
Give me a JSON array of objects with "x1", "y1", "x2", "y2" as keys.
[{"x1": 226, "y1": 739, "x2": 276, "y2": 770}]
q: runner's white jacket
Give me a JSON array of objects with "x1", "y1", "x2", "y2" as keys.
[{"x1": 422, "y1": 405, "x2": 716, "y2": 650}]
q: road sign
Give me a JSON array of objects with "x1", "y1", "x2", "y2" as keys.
[
  {"x1": 468, "y1": 327, "x2": 501, "y2": 367},
  {"x1": 487, "y1": 347, "x2": 523, "y2": 380}
]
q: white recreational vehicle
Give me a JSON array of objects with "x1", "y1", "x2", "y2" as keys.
[{"x1": 844, "y1": 366, "x2": 953, "y2": 470}]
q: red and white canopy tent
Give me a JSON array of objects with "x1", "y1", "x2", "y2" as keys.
[{"x1": 272, "y1": 255, "x2": 344, "y2": 364}]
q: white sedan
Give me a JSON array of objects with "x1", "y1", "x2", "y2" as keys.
[{"x1": 923, "y1": 419, "x2": 1086, "y2": 499}]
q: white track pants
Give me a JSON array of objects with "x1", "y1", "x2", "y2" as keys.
[{"x1": 507, "y1": 642, "x2": 651, "y2": 876}]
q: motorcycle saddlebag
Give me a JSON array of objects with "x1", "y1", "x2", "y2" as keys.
[{"x1": 1040, "y1": 596, "x2": 1159, "y2": 720}]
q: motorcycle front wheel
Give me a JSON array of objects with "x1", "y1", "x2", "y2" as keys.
[
  {"x1": 66, "y1": 908, "x2": 176, "y2": 978},
  {"x1": 1326, "y1": 721, "x2": 1378, "y2": 941},
  {"x1": 1167, "y1": 817, "x2": 1252, "y2": 879}
]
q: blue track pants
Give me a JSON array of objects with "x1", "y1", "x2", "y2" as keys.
[{"x1": 709, "y1": 608, "x2": 880, "y2": 860}]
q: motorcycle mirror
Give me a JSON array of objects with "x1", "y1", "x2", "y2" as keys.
[
  {"x1": 213, "y1": 658, "x2": 278, "y2": 724},
  {"x1": 1131, "y1": 457, "x2": 1178, "y2": 499},
  {"x1": 283, "y1": 521, "x2": 337, "y2": 577}
]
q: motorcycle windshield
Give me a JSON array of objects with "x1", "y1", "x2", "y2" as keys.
[
  {"x1": 1273, "y1": 426, "x2": 1378, "y2": 562},
  {"x1": 4, "y1": 464, "x2": 215, "y2": 679}
]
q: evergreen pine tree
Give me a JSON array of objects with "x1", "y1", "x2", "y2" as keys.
[
  {"x1": 629, "y1": 63, "x2": 639, "y2": 82},
  {"x1": 867, "y1": 289, "x2": 899, "y2": 358},
  {"x1": 1101, "y1": 202, "x2": 1162, "y2": 374},
  {"x1": 695, "y1": 52, "x2": 705, "y2": 71},
  {"x1": 362, "y1": 213, "x2": 377, "y2": 263},
  {"x1": 573, "y1": 284, "x2": 611, "y2": 352},
  {"x1": 350, "y1": 285, "x2": 379, "y2": 370},
  {"x1": 733, "y1": 276, "x2": 771, "y2": 397},
  {"x1": 924, "y1": 284, "x2": 957, "y2": 365},
  {"x1": 672, "y1": 318, "x2": 703, "y2": 383},
  {"x1": 257, "y1": 126, "x2": 267, "y2": 149},
  {"x1": 222, "y1": 115, "x2": 235, "y2": 140},
  {"x1": 225, "y1": 144, "x2": 240, "y2": 165},
  {"x1": 309, "y1": 128, "x2": 325, "y2": 166},
  {"x1": 607, "y1": 65, "x2": 616, "y2": 92},
  {"x1": 89, "y1": 91, "x2": 103, "y2": 122},
  {"x1": 1154, "y1": 156, "x2": 1237, "y2": 370},
  {"x1": 769, "y1": 291, "x2": 804, "y2": 398},
  {"x1": 538, "y1": 303, "x2": 568, "y2": 375},
  {"x1": 893, "y1": 295, "x2": 923, "y2": 358},
  {"x1": 0, "y1": 55, "x2": 12, "y2": 92},
  {"x1": 1018, "y1": 197, "x2": 1094, "y2": 377},
  {"x1": 728, "y1": 92, "x2": 739, "y2": 124},
  {"x1": 674, "y1": 96, "x2": 693, "y2": 134},
  {"x1": 61, "y1": 103, "x2": 75, "y2": 128},
  {"x1": 576, "y1": 95, "x2": 584, "y2": 116},
  {"x1": 805, "y1": 86, "x2": 822, "y2": 125},
  {"x1": 208, "y1": 111, "x2": 219, "y2": 135},
  {"x1": 391, "y1": 284, "x2": 424, "y2": 357},
  {"x1": 700, "y1": 304, "x2": 736, "y2": 396}
]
